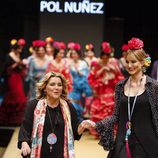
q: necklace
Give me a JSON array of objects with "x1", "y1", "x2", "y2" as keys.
[
  {"x1": 125, "y1": 76, "x2": 143, "y2": 158},
  {"x1": 46, "y1": 106, "x2": 58, "y2": 152}
]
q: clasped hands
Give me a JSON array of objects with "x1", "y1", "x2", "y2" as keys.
[
  {"x1": 81, "y1": 120, "x2": 96, "y2": 129},
  {"x1": 78, "y1": 120, "x2": 96, "y2": 135}
]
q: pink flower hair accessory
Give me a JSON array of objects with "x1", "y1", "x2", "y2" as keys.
[
  {"x1": 128, "y1": 37, "x2": 144, "y2": 50},
  {"x1": 67, "y1": 42, "x2": 75, "y2": 49},
  {"x1": 53, "y1": 41, "x2": 60, "y2": 48},
  {"x1": 53, "y1": 41, "x2": 66, "y2": 50}
]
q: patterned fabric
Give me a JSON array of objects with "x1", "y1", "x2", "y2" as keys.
[
  {"x1": 31, "y1": 98, "x2": 75, "y2": 158},
  {"x1": 96, "y1": 75, "x2": 158, "y2": 151}
]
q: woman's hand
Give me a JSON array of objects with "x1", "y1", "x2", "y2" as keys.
[
  {"x1": 21, "y1": 142, "x2": 31, "y2": 157},
  {"x1": 77, "y1": 120, "x2": 96, "y2": 135},
  {"x1": 82, "y1": 120, "x2": 96, "y2": 129}
]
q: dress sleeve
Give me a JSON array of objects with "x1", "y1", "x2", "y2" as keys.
[
  {"x1": 68, "y1": 102, "x2": 82, "y2": 140},
  {"x1": 95, "y1": 84, "x2": 121, "y2": 150},
  {"x1": 17, "y1": 99, "x2": 37, "y2": 149}
]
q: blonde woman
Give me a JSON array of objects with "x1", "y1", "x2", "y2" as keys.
[
  {"x1": 18, "y1": 72, "x2": 91, "y2": 158},
  {"x1": 87, "y1": 38, "x2": 158, "y2": 158}
]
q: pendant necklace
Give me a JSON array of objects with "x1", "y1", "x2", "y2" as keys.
[
  {"x1": 125, "y1": 76, "x2": 143, "y2": 158},
  {"x1": 46, "y1": 105, "x2": 58, "y2": 152}
]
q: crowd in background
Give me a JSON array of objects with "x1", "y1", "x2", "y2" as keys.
[{"x1": 0, "y1": 36, "x2": 155, "y2": 137}]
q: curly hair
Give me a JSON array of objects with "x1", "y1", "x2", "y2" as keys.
[{"x1": 36, "y1": 72, "x2": 69, "y2": 101}]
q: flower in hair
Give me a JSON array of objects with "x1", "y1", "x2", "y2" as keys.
[
  {"x1": 144, "y1": 54, "x2": 151, "y2": 67},
  {"x1": 128, "y1": 37, "x2": 144, "y2": 50},
  {"x1": 53, "y1": 41, "x2": 60, "y2": 48},
  {"x1": 67, "y1": 42, "x2": 75, "y2": 49},
  {"x1": 74, "y1": 43, "x2": 81, "y2": 51},
  {"x1": 85, "y1": 43, "x2": 94, "y2": 51},
  {"x1": 32, "y1": 40, "x2": 46, "y2": 47},
  {"x1": 103, "y1": 47, "x2": 111, "y2": 54},
  {"x1": 59, "y1": 42, "x2": 66, "y2": 49},
  {"x1": 101, "y1": 41, "x2": 111, "y2": 54},
  {"x1": 45, "y1": 37, "x2": 54, "y2": 43},
  {"x1": 29, "y1": 46, "x2": 33, "y2": 53},
  {"x1": 18, "y1": 38, "x2": 26, "y2": 46},
  {"x1": 53, "y1": 41, "x2": 66, "y2": 50},
  {"x1": 10, "y1": 39, "x2": 17, "y2": 46},
  {"x1": 121, "y1": 44, "x2": 129, "y2": 52}
]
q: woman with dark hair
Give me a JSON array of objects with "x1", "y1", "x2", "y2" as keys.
[
  {"x1": 27, "y1": 40, "x2": 49, "y2": 100},
  {"x1": 46, "y1": 42, "x2": 73, "y2": 92},
  {"x1": 18, "y1": 72, "x2": 90, "y2": 158},
  {"x1": 0, "y1": 39, "x2": 27, "y2": 126},
  {"x1": 68, "y1": 43, "x2": 92, "y2": 121},
  {"x1": 84, "y1": 43, "x2": 98, "y2": 67},
  {"x1": 88, "y1": 41, "x2": 124, "y2": 136},
  {"x1": 45, "y1": 36, "x2": 55, "y2": 61},
  {"x1": 87, "y1": 38, "x2": 158, "y2": 158}
]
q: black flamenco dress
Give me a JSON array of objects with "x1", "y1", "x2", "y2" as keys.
[
  {"x1": 112, "y1": 91, "x2": 158, "y2": 158},
  {"x1": 0, "y1": 54, "x2": 27, "y2": 126}
]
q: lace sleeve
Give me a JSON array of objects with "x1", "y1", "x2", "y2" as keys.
[{"x1": 95, "y1": 83, "x2": 122, "y2": 150}]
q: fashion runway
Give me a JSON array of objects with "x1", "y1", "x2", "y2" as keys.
[{"x1": 0, "y1": 127, "x2": 108, "y2": 158}]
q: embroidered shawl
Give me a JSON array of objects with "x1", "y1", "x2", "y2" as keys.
[{"x1": 30, "y1": 98, "x2": 75, "y2": 158}]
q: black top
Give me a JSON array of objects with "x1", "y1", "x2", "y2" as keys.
[
  {"x1": 18, "y1": 99, "x2": 81, "y2": 158},
  {"x1": 114, "y1": 91, "x2": 158, "y2": 158}
]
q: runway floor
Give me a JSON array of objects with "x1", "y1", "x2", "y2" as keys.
[{"x1": 0, "y1": 127, "x2": 108, "y2": 158}]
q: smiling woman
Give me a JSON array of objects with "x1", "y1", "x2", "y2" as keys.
[
  {"x1": 18, "y1": 72, "x2": 93, "y2": 158},
  {"x1": 84, "y1": 38, "x2": 158, "y2": 158}
]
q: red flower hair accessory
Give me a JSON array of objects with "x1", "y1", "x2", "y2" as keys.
[
  {"x1": 32, "y1": 40, "x2": 46, "y2": 47},
  {"x1": 121, "y1": 44, "x2": 129, "y2": 52},
  {"x1": 128, "y1": 37, "x2": 144, "y2": 50},
  {"x1": 85, "y1": 43, "x2": 94, "y2": 51},
  {"x1": 18, "y1": 38, "x2": 26, "y2": 46},
  {"x1": 59, "y1": 42, "x2": 66, "y2": 49},
  {"x1": 91, "y1": 61, "x2": 98, "y2": 67},
  {"x1": 45, "y1": 37, "x2": 54, "y2": 43},
  {"x1": 74, "y1": 43, "x2": 81, "y2": 51},
  {"x1": 67, "y1": 42, "x2": 75, "y2": 49},
  {"x1": 101, "y1": 41, "x2": 111, "y2": 54}
]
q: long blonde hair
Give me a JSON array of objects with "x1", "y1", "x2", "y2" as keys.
[{"x1": 36, "y1": 72, "x2": 69, "y2": 101}]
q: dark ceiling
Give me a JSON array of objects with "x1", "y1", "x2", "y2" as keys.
[{"x1": 0, "y1": 0, "x2": 158, "y2": 57}]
